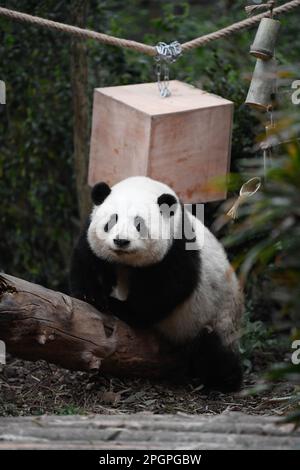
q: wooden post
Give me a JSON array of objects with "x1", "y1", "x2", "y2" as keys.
[{"x1": 70, "y1": 0, "x2": 92, "y2": 226}]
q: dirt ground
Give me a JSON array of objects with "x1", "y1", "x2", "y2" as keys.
[{"x1": 0, "y1": 350, "x2": 297, "y2": 418}]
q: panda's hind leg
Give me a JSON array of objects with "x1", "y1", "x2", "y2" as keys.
[{"x1": 187, "y1": 329, "x2": 243, "y2": 393}]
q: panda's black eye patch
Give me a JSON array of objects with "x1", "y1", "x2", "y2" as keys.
[
  {"x1": 104, "y1": 214, "x2": 118, "y2": 232},
  {"x1": 134, "y1": 216, "x2": 147, "y2": 236}
]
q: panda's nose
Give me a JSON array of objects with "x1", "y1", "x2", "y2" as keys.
[{"x1": 113, "y1": 238, "x2": 130, "y2": 249}]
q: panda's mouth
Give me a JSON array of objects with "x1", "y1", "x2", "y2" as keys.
[
  {"x1": 112, "y1": 248, "x2": 136, "y2": 256},
  {"x1": 113, "y1": 249, "x2": 127, "y2": 255}
]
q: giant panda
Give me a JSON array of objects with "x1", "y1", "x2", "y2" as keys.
[{"x1": 70, "y1": 176, "x2": 244, "y2": 392}]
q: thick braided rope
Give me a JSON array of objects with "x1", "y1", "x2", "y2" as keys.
[
  {"x1": 0, "y1": 1, "x2": 299, "y2": 56},
  {"x1": 182, "y1": 0, "x2": 300, "y2": 51},
  {"x1": 0, "y1": 6, "x2": 157, "y2": 56}
]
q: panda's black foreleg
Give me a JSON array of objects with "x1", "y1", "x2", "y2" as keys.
[
  {"x1": 107, "y1": 297, "x2": 133, "y2": 324},
  {"x1": 69, "y1": 247, "x2": 109, "y2": 312},
  {"x1": 107, "y1": 297, "x2": 155, "y2": 329},
  {"x1": 186, "y1": 329, "x2": 243, "y2": 393},
  {"x1": 69, "y1": 265, "x2": 109, "y2": 312}
]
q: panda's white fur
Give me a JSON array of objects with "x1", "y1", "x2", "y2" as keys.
[
  {"x1": 87, "y1": 176, "x2": 243, "y2": 348},
  {"x1": 157, "y1": 221, "x2": 242, "y2": 346}
]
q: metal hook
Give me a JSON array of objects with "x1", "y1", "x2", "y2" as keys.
[{"x1": 155, "y1": 41, "x2": 182, "y2": 98}]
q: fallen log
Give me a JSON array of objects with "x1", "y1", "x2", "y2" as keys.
[{"x1": 0, "y1": 274, "x2": 181, "y2": 378}]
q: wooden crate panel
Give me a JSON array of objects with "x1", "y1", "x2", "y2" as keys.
[{"x1": 89, "y1": 81, "x2": 233, "y2": 202}]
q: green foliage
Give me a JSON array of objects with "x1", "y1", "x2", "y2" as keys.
[
  {"x1": 239, "y1": 307, "x2": 275, "y2": 373},
  {"x1": 219, "y1": 108, "x2": 300, "y2": 421},
  {"x1": 0, "y1": 0, "x2": 74, "y2": 289},
  {"x1": 55, "y1": 405, "x2": 86, "y2": 415},
  {"x1": 223, "y1": 139, "x2": 300, "y2": 330}
]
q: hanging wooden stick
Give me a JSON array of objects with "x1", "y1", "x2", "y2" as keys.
[{"x1": 260, "y1": 117, "x2": 277, "y2": 178}]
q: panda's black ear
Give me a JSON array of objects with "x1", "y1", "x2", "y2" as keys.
[
  {"x1": 91, "y1": 182, "x2": 111, "y2": 205},
  {"x1": 157, "y1": 193, "x2": 177, "y2": 217}
]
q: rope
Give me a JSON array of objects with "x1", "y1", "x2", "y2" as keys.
[
  {"x1": 0, "y1": 1, "x2": 299, "y2": 56},
  {"x1": 181, "y1": 0, "x2": 300, "y2": 51},
  {"x1": 0, "y1": 6, "x2": 156, "y2": 56},
  {"x1": 245, "y1": 1, "x2": 276, "y2": 17}
]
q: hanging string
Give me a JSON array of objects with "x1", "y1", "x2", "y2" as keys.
[
  {"x1": 261, "y1": 108, "x2": 276, "y2": 180},
  {"x1": 228, "y1": 111, "x2": 276, "y2": 220}
]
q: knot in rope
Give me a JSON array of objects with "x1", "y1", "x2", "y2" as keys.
[{"x1": 245, "y1": 1, "x2": 276, "y2": 17}]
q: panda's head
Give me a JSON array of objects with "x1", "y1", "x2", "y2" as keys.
[{"x1": 87, "y1": 176, "x2": 181, "y2": 267}]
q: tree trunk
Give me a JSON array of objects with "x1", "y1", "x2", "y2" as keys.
[
  {"x1": 0, "y1": 274, "x2": 182, "y2": 378},
  {"x1": 70, "y1": 0, "x2": 91, "y2": 226}
]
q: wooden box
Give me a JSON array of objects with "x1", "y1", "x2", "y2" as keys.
[{"x1": 89, "y1": 80, "x2": 233, "y2": 202}]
